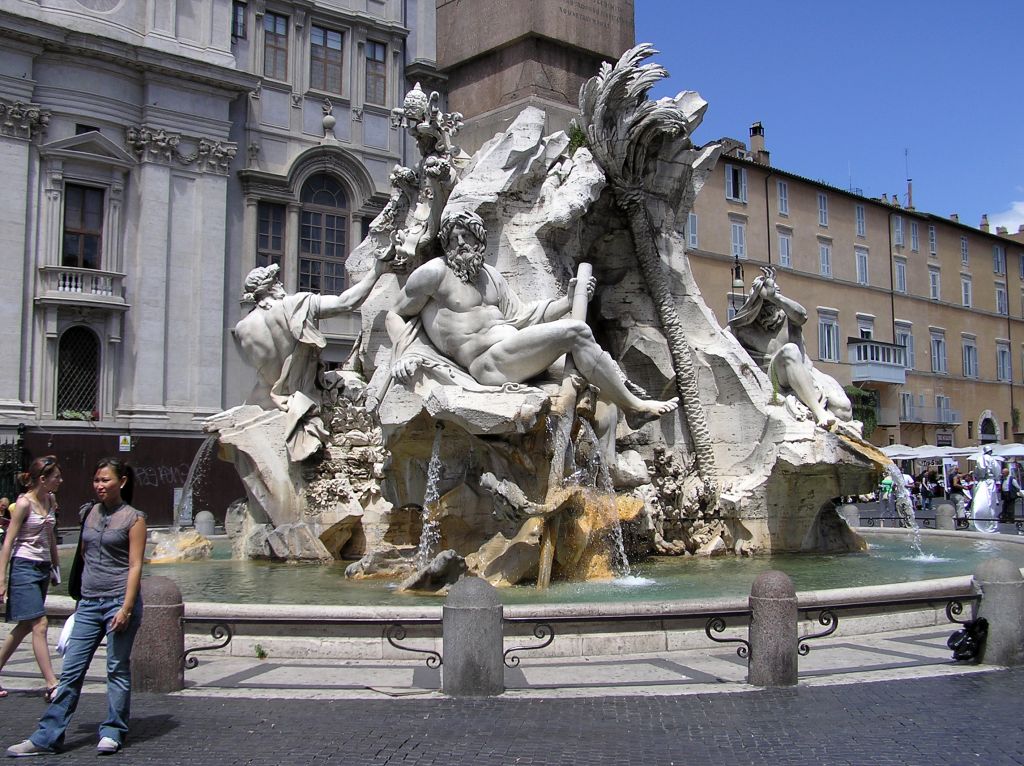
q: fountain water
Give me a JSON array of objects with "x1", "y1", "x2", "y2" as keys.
[
  {"x1": 148, "y1": 435, "x2": 218, "y2": 563},
  {"x1": 884, "y1": 463, "x2": 924, "y2": 558},
  {"x1": 415, "y1": 425, "x2": 444, "y2": 568}
]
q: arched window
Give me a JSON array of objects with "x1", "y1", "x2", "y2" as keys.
[
  {"x1": 980, "y1": 417, "x2": 998, "y2": 443},
  {"x1": 299, "y1": 173, "x2": 348, "y2": 294},
  {"x1": 56, "y1": 326, "x2": 99, "y2": 420}
]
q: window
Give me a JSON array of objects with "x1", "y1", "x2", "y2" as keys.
[
  {"x1": 730, "y1": 220, "x2": 746, "y2": 259},
  {"x1": 725, "y1": 164, "x2": 747, "y2": 202},
  {"x1": 263, "y1": 12, "x2": 288, "y2": 80},
  {"x1": 997, "y1": 342, "x2": 1012, "y2": 382},
  {"x1": 894, "y1": 258, "x2": 907, "y2": 293},
  {"x1": 910, "y1": 221, "x2": 919, "y2": 252},
  {"x1": 777, "y1": 180, "x2": 788, "y2": 215},
  {"x1": 257, "y1": 202, "x2": 285, "y2": 268},
  {"x1": 993, "y1": 244, "x2": 1007, "y2": 275},
  {"x1": 62, "y1": 184, "x2": 104, "y2": 270},
  {"x1": 857, "y1": 317, "x2": 874, "y2": 339},
  {"x1": 817, "y1": 192, "x2": 828, "y2": 226},
  {"x1": 299, "y1": 174, "x2": 349, "y2": 294},
  {"x1": 232, "y1": 1, "x2": 247, "y2": 39},
  {"x1": 960, "y1": 236, "x2": 969, "y2": 265},
  {"x1": 895, "y1": 324, "x2": 915, "y2": 368},
  {"x1": 1019, "y1": 253, "x2": 1024, "y2": 279},
  {"x1": 962, "y1": 338, "x2": 978, "y2": 378},
  {"x1": 687, "y1": 212, "x2": 698, "y2": 249},
  {"x1": 893, "y1": 215, "x2": 904, "y2": 246},
  {"x1": 855, "y1": 204, "x2": 866, "y2": 237},
  {"x1": 818, "y1": 241, "x2": 832, "y2": 277},
  {"x1": 929, "y1": 266, "x2": 941, "y2": 300},
  {"x1": 365, "y1": 40, "x2": 387, "y2": 105},
  {"x1": 961, "y1": 276, "x2": 972, "y2": 308},
  {"x1": 778, "y1": 230, "x2": 792, "y2": 268},
  {"x1": 310, "y1": 25, "x2": 344, "y2": 93},
  {"x1": 855, "y1": 246, "x2": 869, "y2": 285},
  {"x1": 56, "y1": 326, "x2": 100, "y2": 420},
  {"x1": 930, "y1": 330, "x2": 947, "y2": 373},
  {"x1": 936, "y1": 395, "x2": 952, "y2": 422},
  {"x1": 899, "y1": 391, "x2": 914, "y2": 420},
  {"x1": 928, "y1": 224, "x2": 937, "y2": 255},
  {"x1": 996, "y1": 282, "x2": 1008, "y2": 315},
  {"x1": 817, "y1": 313, "x2": 840, "y2": 362}
]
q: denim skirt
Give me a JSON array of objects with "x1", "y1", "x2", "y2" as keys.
[{"x1": 5, "y1": 557, "x2": 50, "y2": 622}]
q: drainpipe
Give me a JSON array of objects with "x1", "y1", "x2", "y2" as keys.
[{"x1": 763, "y1": 169, "x2": 774, "y2": 265}]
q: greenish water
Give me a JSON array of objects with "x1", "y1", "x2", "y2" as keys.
[{"x1": 52, "y1": 533, "x2": 1024, "y2": 607}]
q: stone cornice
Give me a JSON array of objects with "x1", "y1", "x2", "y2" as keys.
[
  {"x1": 0, "y1": 99, "x2": 50, "y2": 141},
  {"x1": 125, "y1": 126, "x2": 237, "y2": 175},
  {"x1": 0, "y1": 10, "x2": 259, "y2": 94}
]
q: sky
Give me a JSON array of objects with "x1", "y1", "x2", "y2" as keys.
[{"x1": 635, "y1": 0, "x2": 1024, "y2": 234}]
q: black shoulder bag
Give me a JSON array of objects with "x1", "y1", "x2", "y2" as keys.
[{"x1": 67, "y1": 502, "x2": 95, "y2": 602}]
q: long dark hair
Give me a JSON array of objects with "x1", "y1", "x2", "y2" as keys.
[
  {"x1": 94, "y1": 457, "x2": 135, "y2": 505},
  {"x1": 17, "y1": 455, "x2": 59, "y2": 490}
]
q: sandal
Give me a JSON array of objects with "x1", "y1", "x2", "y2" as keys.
[
  {"x1": 44, "y1": 685, "x2": 57, "y2": 703},
  {"x1": 0, "y1": 686, "x2": 7, "y2": 698}
]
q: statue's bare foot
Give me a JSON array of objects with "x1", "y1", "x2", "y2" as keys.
[{"x1": 625, "y1": 397, "x2": 680, "y2": 429}]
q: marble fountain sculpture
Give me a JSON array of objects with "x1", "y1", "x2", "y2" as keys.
[{"x1": 206, "y1": 45, "x2": 883, "y2": 590}]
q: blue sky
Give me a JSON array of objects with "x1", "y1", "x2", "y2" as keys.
[{"x1": 636, "y1": 1, "x2": 1024, "y2": 233}]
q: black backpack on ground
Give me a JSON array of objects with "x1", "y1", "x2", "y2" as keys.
[{"x1": 947, "y1": 618, "x2": 988, "y2": 662}]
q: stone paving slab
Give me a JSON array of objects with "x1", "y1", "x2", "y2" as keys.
[{"x1": 0, "y1": 670, "x2": 1022, "y2": 764}]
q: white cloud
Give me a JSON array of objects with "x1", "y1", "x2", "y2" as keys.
[{"x1": 990, "y1": 201, "x2": 1024, "y2": 233}]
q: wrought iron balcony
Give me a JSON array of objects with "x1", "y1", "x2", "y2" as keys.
[
  {"x1": 896, "y1": 405, "x2": 961, "y2": 425},
  {"x1": 847, "y1": 339, "x2": 906, "y2": 385},
  {"x1": 36, "y1": 266, "x2": 128, "y2": 310}
]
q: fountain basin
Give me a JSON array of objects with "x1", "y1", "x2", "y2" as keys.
[{"x1": 42, "y1": 529, "x2": 1024, "y2": 660}]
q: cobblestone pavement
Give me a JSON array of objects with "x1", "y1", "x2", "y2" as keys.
[{"x1": 0, "y1": 669, "x2": 1022, "y2": 764}]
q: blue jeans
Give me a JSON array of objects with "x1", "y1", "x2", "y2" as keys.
[{"x1": 31, "y1": 597, "x2": 142, "y2": 750}]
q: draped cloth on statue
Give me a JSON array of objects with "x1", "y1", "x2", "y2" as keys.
[{"x1": 267, "y1": 293, "x2": 330, "y2": 461}]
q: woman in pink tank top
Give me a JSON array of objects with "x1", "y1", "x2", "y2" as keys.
[{"x1": 0, "y1": 456, "x2": 62, "y2": 699}]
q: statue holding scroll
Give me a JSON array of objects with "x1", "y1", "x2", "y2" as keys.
[{"x1": 387, "y1": 209, "x2": 679, "y2": 426}]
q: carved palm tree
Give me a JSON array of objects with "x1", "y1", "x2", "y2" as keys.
[{"x1": 578, "y1": 44, "x2": 717, "y2": 497}]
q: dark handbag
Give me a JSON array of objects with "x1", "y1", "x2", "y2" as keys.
[
  {"x1": 947, "y1": 618, "x2": 988, "y2": 662},
  {"x1": 67, "y1": 503, "x2": 95, "y2": 602}
]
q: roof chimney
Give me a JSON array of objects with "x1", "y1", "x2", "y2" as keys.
[
  {"x1": 950, "y1": 213, "x2": 959, "y2": 222},
  {"x1": 997, "y1": 226, "x2": 1008, "y2": 235},
  {"x1": 980, "y1": 214, "x2": 990, "y2": 232},
  {"x1": 749, "y1": 121, "x2": 770, "y2": 165},
  {"x1": 892, "y1": 193, "x2": 901, "y2": 208},
  {"x1": 906, "y1": 179, "x2": 914, "y2": 210},
  {"x1": 881, "y1": 193, "x2": 889, "y2": 204},
  {"x1": 1019, "y1": 224, "x2": 1024, "y2": 234}
]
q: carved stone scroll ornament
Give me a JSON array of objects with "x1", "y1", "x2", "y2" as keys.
[
  {"x1": 124, "y1": 126, "x2": 238, "y2": 174},
  {"x1": 0, "y1": 101, "x2": 50, "y2": 140}
]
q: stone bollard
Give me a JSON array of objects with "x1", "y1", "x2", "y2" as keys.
[
  {"x1": 837, "y1": 503, "x2": 860, "y2": 528},
  {"x1": 747, "y1": 570, "x2": 798, "y2": 687},
  {"x1": 131, "y1": 576, "x2": 184, "y2": 692},
  {"x1": 935, "y1": 502, "x2": 956, "y2": 531},
  {"x1": 442, "y1": 577, "x2": 504, "y2": 697},
  {"x1": 194, "y1": 510, "x2": 216, "y2": 537},
  {"x1": 973, "y1": 559, "x2": 1024, "y2": 666}
]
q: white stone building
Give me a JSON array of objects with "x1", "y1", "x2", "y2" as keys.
[{"x1": 0, "y1": 0, "x2": 437, "y2": 521}]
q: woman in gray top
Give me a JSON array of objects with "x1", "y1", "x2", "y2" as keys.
[{"x1": 7, "y1": 457, "x2": 146, "y2": 757}]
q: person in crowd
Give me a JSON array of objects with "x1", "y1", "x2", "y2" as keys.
[
  {"x1": 920, "y1": 469, "x2": 941, "y2": 513},
  {"x1": 998, "y1": 465, "x2": 1022, "y2": 523},
  {"x1": 0, "y1": 458, "x2": 62, "y2": 701},
  {"x1": 0, "y1": 497, "x2": 11, "y2": 544},
  {"x1": 7, "y1": 458, "x2": 145, "y2": 757},
  {"x1": 948, "y1": 467, "x2": 968, "y2": 522},
  {"x1": 878, "y1": 473, "x2": 894, "y2": 517}
]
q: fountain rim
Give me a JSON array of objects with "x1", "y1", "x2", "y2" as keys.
[{"x1": 46, "y1": 527, "x2": 1023, "y2": 621}]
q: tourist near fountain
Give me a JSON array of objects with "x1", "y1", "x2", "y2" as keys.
[{"x1": 198, "y1": 45, "x2": 892, "y2": 591}]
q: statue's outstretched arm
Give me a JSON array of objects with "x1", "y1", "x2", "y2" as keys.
[
  {"x1": 319, "y1": 258, "x2": 388, "y2": 316},
  {"x1": 393, "y1": 259, "x2": 443, "y2": 318}
]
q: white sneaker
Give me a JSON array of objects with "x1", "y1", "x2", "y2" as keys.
[
  {"x1": 96, "y1": 737, "x2": 120, "y2": 755},
  {"x1": 5, "y1": 739, "x2": 53, "y2": 757}
]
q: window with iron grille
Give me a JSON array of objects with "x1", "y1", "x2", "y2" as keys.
[
  {"x1": 299, "y1": 174, "x2": 348, "y2": 294},
  {"x1": 63, "y1": 184, "x2": 104, "y2": 270},
  {"x1": 257, "y1": 202, "x2": 285, "y2": 268},
  {"x1": 232, "y1": 1, "x2": 247, "y2": 39},
  {"x1": 311, "y1": 25, "x2": 344, "y2": 93},
  {"x1": 56, "y1": 326, "x2": 99, "y2": 420},
  {"x1": 365, "y1": 40, "x2": 387, "y2": 105}
]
